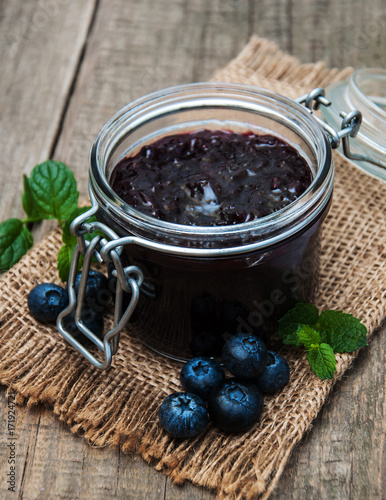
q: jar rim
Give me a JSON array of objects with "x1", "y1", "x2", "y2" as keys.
[{"x1": 89, "y1": 82, "x2": 333, "y2": 252}]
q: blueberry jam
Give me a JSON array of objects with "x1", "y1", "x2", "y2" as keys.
[{"x1": 110, "y1": 129, "x2": 312, "y2": 226}]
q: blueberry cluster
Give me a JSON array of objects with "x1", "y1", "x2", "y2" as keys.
[
  {"x1": 159, "y1": 333, "x2": 290, "y2": 438},
  {"x1": 27, "y1": 270, "x2": 114, "y2": 342}
]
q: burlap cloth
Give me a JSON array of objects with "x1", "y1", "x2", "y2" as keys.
[{"x1": 1, "y1": 36, "x2": 385, "y2": 499}]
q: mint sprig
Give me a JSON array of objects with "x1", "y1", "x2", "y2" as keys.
[
  {"x1": 278, "y1": 303, "x2": 367, "y2": 379},
  {"x1": 296, "y1": 324, "x2": 321, "y2": 348},
  {"x1": 0, "y1": 160, "x2": 79, "y2": 273},
  {"x1": 278, "y1": 303, "x2": 319, "y2": 346},
  {"x1": 22, "y1": 174, "x2": 43, "y2": 223},
  {"x1": 57, "y1": 206, "x2": 99, "y2": 282},
  {"x1": 306, "y1": 342, "x2": 336, "y2": 380},
  {"x1": 318, "y1": 310, "x2": 368, "y2": 353},
  {"x1": 57, "y1": 244, "x2": 77, "y2": 283},
  {"x1": 28, "y1": 160, "x2": 79, "y2": 223},
  {"x1": 0, "y1": 218, "x2": 33, "y2": 271}
]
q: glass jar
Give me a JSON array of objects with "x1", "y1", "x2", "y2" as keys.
[
  {"x1": 88, "y1": 83, "x2": 333, "y2": 361},
  {"x1": 322, "y1": 68, "x2": 386, "y2": 180}
]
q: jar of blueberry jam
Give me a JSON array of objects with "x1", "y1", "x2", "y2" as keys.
[{"x1": 88, "y1": 83, "x2": 334, "y2": 361}]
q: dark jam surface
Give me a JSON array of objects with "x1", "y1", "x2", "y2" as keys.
[{"x1": 110, "y1": 129, "x2": 312, "y2": 226}]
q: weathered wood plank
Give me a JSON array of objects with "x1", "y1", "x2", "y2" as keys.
[
  {"x1": 0, "y1": 0, "x2": 385, "y2": 499},
  {"x1": 0, "y1": 0, "x2": 97, "y2": 496},
  {"x1": 271, "y1": 327, "x2": 386, "y2": 500},
  {"x1": 271, "y1": 0, "x2": 386, "y2": 68},
  {"x1": 0, "y1": 0, "x2": 98, "y2": 221}
]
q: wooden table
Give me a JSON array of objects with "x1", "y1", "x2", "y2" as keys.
[{"x1": 1, "y1": 1, "x2": 385, "y2": 498}]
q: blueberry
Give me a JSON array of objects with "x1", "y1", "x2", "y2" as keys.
[
  {"x1": 189, "y1": 330, "x2": 223, "y2": 357},
  {"x1": 222, "y1": 333, "x2": 268, "y2": 379},
  {"x1": 208, "y1": 379, "x2": 263, "y2": 432},
  {"x1": 180, "y1": 357, "x2": 224, "y2": 400},
  {"x1": 255, "y1": 351, "x2": 290, "y2": 394},
  {"x1": 73, "y1": 270, "x2": 110, "y2": 312},
  {"x1": 62, "y1": 305, "x2": 104, "y2": 342},
  {"x1": 28, "y1": 283, "x2": 69, "y2": 323},
  {"x1": 158, "y1": 392, "x2": 208, "y2": 439}
]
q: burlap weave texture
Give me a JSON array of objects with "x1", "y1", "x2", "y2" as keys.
[{"x1": 0, "y1": 36, "x2": 385, "y2": 499}]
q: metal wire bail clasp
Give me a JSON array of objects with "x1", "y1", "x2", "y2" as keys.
[
  {"x1": 296, "y1": 87, "x2": 385, "y2": 169},
  {"x1": 57, "y1": 195, "x2": 144, "y2": 370}
]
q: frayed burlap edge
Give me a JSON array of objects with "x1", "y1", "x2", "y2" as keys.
[{"x1": 1, "y1": 36, "x2": 385, "y2": 500}]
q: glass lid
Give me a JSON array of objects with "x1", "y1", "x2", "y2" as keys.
[{"x1": 322, "y1": 68, "x2": 386, "y2": 181}]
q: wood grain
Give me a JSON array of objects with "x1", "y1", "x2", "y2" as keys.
[
  {"x1": 271, "y1": 327, "x2": 386, "y2": 500},
  {"x1": 0, "y1": 0, "x2": 97, "y2": 220},
  {"x1": 0, "y1": 0, "x2": 385, "y2": 498}
]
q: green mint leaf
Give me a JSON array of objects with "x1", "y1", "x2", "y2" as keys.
[
  {"x1": 62, "y1": 206, "x2": 92, "y2": 245},
  {"x1": 28, "y1": 160, "x2": 79, "y2": 223},
  {"x1": 307, "y1": 343, "x2": 336, "y2": 379},
  {"x1": 296, "y1": 325, "x2": 321, "y2": 349},
  {"x1": 0, "y1": 218, "x2": 33, "y2": 271},
  {"x1": 278, "y1": 303, "x2": 319, "y2": 346},
  {"x1": 318, "y1": 310, "x2": 368, "y2": 353},
  {"x1": 57, "y1": 243, "x2": 82, "y2": 282},
  {"x1": 59, "y1": 206, "x2": 99, "y2": 281},
  {"x1": 22, "y1": 174, "x2": 44, "y2": 223},
  {"x1": 57, "y1": 244, "x2": 73, "y2": 282}
]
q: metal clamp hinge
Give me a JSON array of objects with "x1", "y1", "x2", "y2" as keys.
[
  {"x1": 296, "y1": 87, "x2": 383, "y2": 168},
  {"x1": 57, "y1": 197, "x2": 145, "y2": 370}
]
